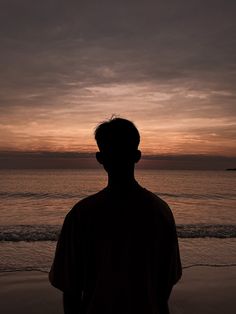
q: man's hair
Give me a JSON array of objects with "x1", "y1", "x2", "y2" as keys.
[{"x1": 94, "y1": 117, "x2": 140, "y2": 152}]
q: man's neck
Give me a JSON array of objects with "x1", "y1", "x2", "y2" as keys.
[{"x1": 107, "y1": 172, "x2": 139, "y2": 191}]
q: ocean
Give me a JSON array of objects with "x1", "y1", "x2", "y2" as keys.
[{"x1": 0, "y1": 169, "x2": 236, "y2": 273}]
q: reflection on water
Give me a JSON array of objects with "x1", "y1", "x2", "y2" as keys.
[
  {"x1": 0, "y1": 169, "x2": 235, "y2": 272},
  {"x1": 1, "y1": 169, "x2": 236, "y2": 225}
]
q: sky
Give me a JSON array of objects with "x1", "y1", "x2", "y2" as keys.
[{"x1": 0, "y1": 0, "x2": 236, "y2": 169}]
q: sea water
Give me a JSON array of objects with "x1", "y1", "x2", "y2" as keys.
[{"x1": 0, "y1": 169, "x2": 235, "y2": 272}]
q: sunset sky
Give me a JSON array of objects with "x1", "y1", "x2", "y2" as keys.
[{"x1": 0, "y1": 0, "x2": 235, "y2": 169}]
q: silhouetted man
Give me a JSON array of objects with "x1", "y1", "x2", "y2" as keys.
[{"x1": 49, "y1": 117, "x2": 182, "y2": 314}]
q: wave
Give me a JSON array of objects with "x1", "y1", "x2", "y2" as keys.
[
  {"x1": 0, "y1": 224, "x2": 235, "y2": 242},
  {"x1": 158, "y1": 192, "x2": 236, "y2": 200},
  {"x1": 0, "y1": 225, "x2": 60, "y2": 241},
  {"x1": 177, "y1": 224, "x2": 236, "y2": 238},
  {"x1": 0, "y1": 191, "x2": 82, "y2": 200},
  {"x1": 1, "y1": 190, "x2": 235, "y2": 200},
  {"x1": 1, "y1": 263, "x2": 236, "y2": 273}
]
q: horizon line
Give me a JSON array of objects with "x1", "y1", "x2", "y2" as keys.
[
  {"x1": 0, "y1": 150, "x2": 235, "y2": 170},
  {"x1": 0, "y1": 150, "x2": 235, "y2": 159}
]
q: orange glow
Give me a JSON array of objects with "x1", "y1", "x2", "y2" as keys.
[{"x1": 1, "y1": 83, "x2": 235, "y2": 158}]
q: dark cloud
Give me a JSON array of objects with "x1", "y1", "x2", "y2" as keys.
[
  {"x1": 1, "y1": 0, "x2": 235, "y2": 84},
  {"x1": 0, "y1": 150, "x2": 235, "y2": 170}
]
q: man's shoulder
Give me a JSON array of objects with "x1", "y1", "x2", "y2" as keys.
[
  {"x1": 70, "y1": 188, "x2": 108, "y2": 215},
  {"x1": 142, "y1": 187, "x2": 170, "y2": 208},
  {"x1": 141, "y1": 188, "x2": 175, "y2": 223}
]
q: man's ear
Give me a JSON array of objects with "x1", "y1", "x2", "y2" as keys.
[
  {"x1": 96, "y1": 152, "x2": 103, "y2": 164},
  {"x1": 134, "y1": 150, "x2": 141, "y2": 163}
]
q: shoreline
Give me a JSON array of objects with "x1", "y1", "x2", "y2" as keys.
[{"x1": 0, "y1": 266, "x2": 235, "y2": 314}]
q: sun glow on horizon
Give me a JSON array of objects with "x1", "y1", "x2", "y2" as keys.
[{"x1": 1, "y1": 81, "x2": 235, "y2": 158}]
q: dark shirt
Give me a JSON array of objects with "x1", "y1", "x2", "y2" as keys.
[{"x1": 49, "y1": 183, "x2": 182, "y2": 314}]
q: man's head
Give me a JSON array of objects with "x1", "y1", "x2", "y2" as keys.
[{"x1": 94, "y1": 117, "x2": 141, "y2": 173}]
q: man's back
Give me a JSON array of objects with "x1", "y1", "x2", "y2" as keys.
[{"x1": 50, "y1": 183, "x2": 182, "y2": 314}]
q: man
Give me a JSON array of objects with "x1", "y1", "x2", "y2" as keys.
[{"x1": 49, "y1": 117, "x2": 182, "y2": 314}]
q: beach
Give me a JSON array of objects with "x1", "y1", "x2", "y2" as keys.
[
  {"x1": 1, "y1": 169, "x2": 235, "y2": 313},
  {"x1": 1, "y1": 266, "x2": 235, "y2": 314}
]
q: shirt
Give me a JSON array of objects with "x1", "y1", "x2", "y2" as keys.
[{"x1": 49, "y1": 183, "x2": 182, "y2": 314}]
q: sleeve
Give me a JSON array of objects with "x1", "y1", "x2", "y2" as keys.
[
  {"x1": 157, "y1": 201, "x2": 182, "y2": 300},
  {"x1": 169, "y1": 225, "x2": 182, "y2": 286},
  {"x1": 49, "y1": 207, "x2": 84, "y2": 293},
  {"x1": 164, "y1": 207, "x2": 182, "y2": 300}
]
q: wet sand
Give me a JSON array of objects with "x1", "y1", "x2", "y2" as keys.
[{"x1": 0, "y1": 266, "x2": 235, "y2": 314}]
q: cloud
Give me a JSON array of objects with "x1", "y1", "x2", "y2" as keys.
[{"x1": 0, "y1": 0, "x2": 235, "y2": 158}]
